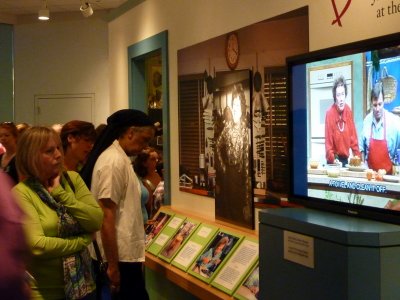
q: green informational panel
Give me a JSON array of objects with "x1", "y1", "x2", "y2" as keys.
[
  {"x1": 145, "y1": 210, "x2": 174, "y2": 249},
  {"x1": 188, "y1": 229, "x2": 244, "y2": 284},
  {"x1": 233, "y1": 262, "x2": 259, "y2": 300},
  {"x1": 211, "y1": 237, "x2": 259, "y2": 295},
  {"x1": 171, "y1": 223, "x2": 219, "y2": 272},
  {"x1": 147, "y1": 214, "x2": 186, "y2": 256},
  {"x1": 158, "y1": 218, "x2": 199, "y2": 263}
]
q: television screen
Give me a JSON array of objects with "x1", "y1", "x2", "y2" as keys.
[{"x1": 288, "y1": 32, "x2": 400, "y2": 224}]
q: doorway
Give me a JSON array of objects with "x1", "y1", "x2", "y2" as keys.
[
  {"x1": 34, "y1": 93, "x2": 95, "y2": 126},
  {"x1": 128, "y1": 31, "x2": 170, "y2": 204}
]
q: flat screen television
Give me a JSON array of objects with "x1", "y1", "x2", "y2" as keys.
[{"x1": 288, "y1": 32, "x2": 400, "y2": 224}]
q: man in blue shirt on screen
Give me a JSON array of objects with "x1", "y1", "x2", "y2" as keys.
[{"x1": 360, "y1": 80, "x2": 400, "y2": 174}]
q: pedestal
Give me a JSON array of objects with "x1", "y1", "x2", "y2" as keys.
[{"x1": 259, "y1": 208, "x2": 400, "y2": 300}]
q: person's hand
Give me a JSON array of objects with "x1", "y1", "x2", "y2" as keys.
[
  {"x1": 333, "y1": 159, "x2": 342, "y2": 167},
  {"x1": 249, "y1": 286, "x2": 258, "y2": 294},
  {"x1": 47, "y1": 175, "x2": 60, "y2": 193},
  {"x1": 107, "y1": 263, "x2": 120, "y2": 293},
  {"x1": 385, "y1": 200, "x2": 400, "y2": 210},
  {"x1": 384, "y1": 200, "x2": 393, "y2": 209}
]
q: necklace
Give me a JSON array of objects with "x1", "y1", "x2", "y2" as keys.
[{"x1": 337, "y1": 117, "x2": 344, "y2": 132}]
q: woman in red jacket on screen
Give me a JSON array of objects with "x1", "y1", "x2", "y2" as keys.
[{"x1": 325, "y1": 75, "x2": 360, "y2": 167}]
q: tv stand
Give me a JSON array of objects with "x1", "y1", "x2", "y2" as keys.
[{"x1": 259, "y1": 208, "x2": 400, "y2": 300}]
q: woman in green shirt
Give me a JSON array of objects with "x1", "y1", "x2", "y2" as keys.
[{"x1": 13, "y1": 126, "x2": 103, "y2": 300}]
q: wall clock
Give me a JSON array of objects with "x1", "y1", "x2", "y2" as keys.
[{"x1": 225, "y1": 32, "x2": 239, "y2": 70}]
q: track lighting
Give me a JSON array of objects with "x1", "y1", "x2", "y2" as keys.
[
  {"x1": 38, "y1": 0, "x2": 49, "y2": 21},
  {"x1": 80, "y1": 1, "x2": 94, "y2": 18}
]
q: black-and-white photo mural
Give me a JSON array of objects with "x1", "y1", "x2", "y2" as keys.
[{"x1": 178, "y1": 8, "x2": 309, "y2": 229}]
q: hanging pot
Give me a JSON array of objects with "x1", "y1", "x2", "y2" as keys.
[{"x1": 381, "y1": 66, "x2": 397, "y2": 103}]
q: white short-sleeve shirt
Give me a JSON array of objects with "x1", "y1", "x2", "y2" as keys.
[{"x1": 90, "y1": 140, "x2": 145, "y2": 262}]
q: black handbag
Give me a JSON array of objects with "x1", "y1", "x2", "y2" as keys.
[{"x1": 93, "y1": 240, "x2": 112, "y2": 300}]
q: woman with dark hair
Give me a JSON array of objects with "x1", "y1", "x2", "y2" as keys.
[
  {"x1": 133, "y1": 147, "x2": 162, "y2": 219},
  {"x1": 0, "y1": 121, "x2": 19, "y2": 184},
  {"x1": 60, "y1": 120, "x2": 97, "y2": 172},
  {"x1": 13, "y1": 126, "x2": 103, "y2": 300},
  {"x1": 325, "y1": 75, "x2": 360, "y2": 166}
]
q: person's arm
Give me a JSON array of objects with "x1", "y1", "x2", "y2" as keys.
[
  {"x1": 359, "y1": 117, "x2": 368, "y2": 163},
  {"x1": 348, "y1": 111, "x2": 361, "y2": 157},
  {"x1": 325, "y1": 109, "x2": 335, "y2": 163},
  {"x1": 142, "y1": 180, "x2": 154, "y2": 218},
  {"x1": 98, "y1": 197, "x2": 120, "y2": 288},
  {"x1": 51, "y1": 171, "x2": 103, "y2": 232},
  {"x1": 13, "y1": 185, "x2": 92, "y2": 259},
  {"x1": 393, "y1": 116, "x2": 400, "y2": 159}
]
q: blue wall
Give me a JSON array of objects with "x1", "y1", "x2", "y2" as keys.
[
  {"x1": 0, "y1": 23, "x2": 13, "y2": 122},
  {"x1": 128, "y1": 31, "x2": 170, "y2": 205}
]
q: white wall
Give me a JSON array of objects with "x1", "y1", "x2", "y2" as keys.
[
  {"x1": 14, "y1": 13, "x2": 110, "y2": 126},
  {"x1": 107, "y1": 0, "x2": 399, "y2": 222},
  {"x1": 10, "y1": 0, "x2": 398, "y2": 223},
  {"x1": 178, "y1": 15, "x2": 309, "y2": 75}
]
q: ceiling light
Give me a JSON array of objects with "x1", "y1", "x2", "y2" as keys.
[
  {"x1": 38, "y1": 0, "x2": 49, "y2": 21},
  {"x1": 80, "y1": 1, "x2": 94, "y2": 17}
]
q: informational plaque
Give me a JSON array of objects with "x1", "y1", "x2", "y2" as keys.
[
  {"x1": 233, "y1": 263, "x2": 259, "y2": 300},
  {"x1": 171, "y1": 223, "x2": 219, "y2": 271},
  {"x1": 158, "y1": 218, "x2": 199, "y2": 263},
  {"x1": 147, "y1": 214, "x2": 186, "y2": 256},
  {"x1": 188, "y1": 230, "x2": 244, "y2": 284},
  {"x1": 283, "y1": 230, "x2": 314, "y2": 268},
  {"x1": 211, "y1": 237, "x2": 258, "y2": 295},
  {"x1": 145, "y1": 211, "x2": 174, "y2": 248}
]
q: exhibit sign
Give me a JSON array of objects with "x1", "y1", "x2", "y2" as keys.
[
  {"x1": 145, "y1": 211, "x2": 174, "y2": 248},
  {"x1": 283, "y1": 230, "x2": 314, "y2": 268},
  {"x1": 171, "y1": 223, "x2": 219, "y2": 271},
  {"x1": 147, "y1": 214, "x2": 186, "y2": 256},
  {"x1": 188, "y1": 229, "x2": 244, "y2": 283},
  {"x1": 234, "y1": 263, "x2": 259, "y2": 300},
  {"x1": 158, "y1": 218, "x2": 199, "y2": 263},
  {"x1": 211, "y1": 237, "x2": 259, "y2": 295}
]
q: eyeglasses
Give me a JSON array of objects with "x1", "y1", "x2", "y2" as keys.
[{"x1": 0, "y1": 121, "x2": 16, "y2": 128}]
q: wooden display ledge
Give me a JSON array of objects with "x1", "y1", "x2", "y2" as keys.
[
  {"x1": 145, "y1": 252, "x2": 232, "y2": 300},
  {"x1": 179, "y1": 187, "x2": 210, "y2": 196},
  {"x1": 144, "y1": 206, "x2": 258, "y2": 299}
]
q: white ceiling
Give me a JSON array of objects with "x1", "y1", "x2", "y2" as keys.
[{"x1": 0, "y1": 0, "x2": 128, "y2": 16}]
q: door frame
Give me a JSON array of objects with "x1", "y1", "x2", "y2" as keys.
[{"x1": 128, "y1": 30, "x2": 170, "y2": 204}]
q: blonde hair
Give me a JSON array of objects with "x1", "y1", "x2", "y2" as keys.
[{"x1": 16, "y1": 126, "x2": 63, "y2": 179}]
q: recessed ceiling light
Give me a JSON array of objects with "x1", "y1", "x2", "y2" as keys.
[{"x1": 38, "y1": 0, "x2": 49, "y2": 21}]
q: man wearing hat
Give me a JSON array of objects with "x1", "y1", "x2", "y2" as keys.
[{"x1": 81, "y1": 109, "x2": 155, "y2": 299}]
